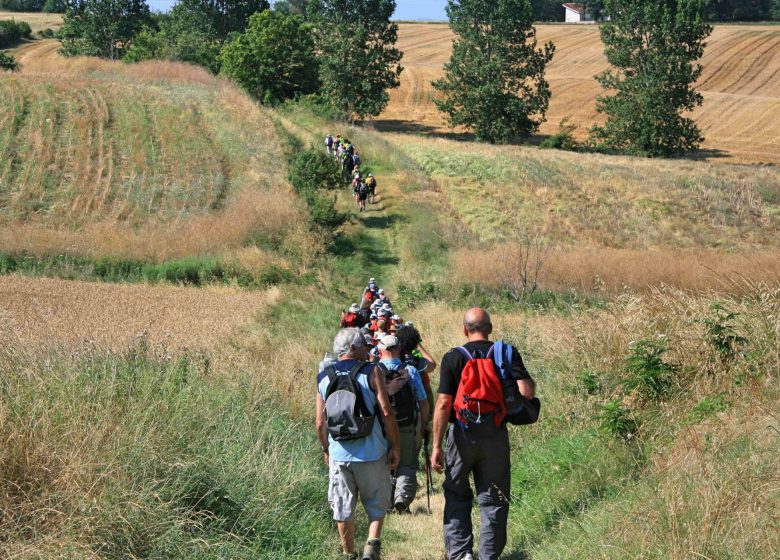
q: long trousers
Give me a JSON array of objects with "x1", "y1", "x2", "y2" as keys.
[
  {"x1": 393, "y1": 425, "x2": 419, "y2": 507},
  {"x1": 442, "y1": 422, "x2": 511, "y2": 560}
]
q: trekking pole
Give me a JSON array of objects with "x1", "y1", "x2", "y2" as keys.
[{"x1": 423, "y1": 431, "x2": 432, "y2": 515}]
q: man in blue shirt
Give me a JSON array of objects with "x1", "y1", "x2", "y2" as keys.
[
  {"x1": 377, "y1": 334, "x2": 430, "y2": 514},
  {"x1": 316, "y1": 328, "x2": 400, "y2": 560}
]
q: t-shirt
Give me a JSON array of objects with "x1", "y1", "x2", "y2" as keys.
[
  {"x1": 380, "y1": 358, "x2": 427, "y2": 402},
  {"x1": 438, "y1": 340, "x2": 532, "y2": 423},
  {"x1": 317, "y1": 360, "x2": 388, "y2": 463},
  {"x1": 404, "y1": 354, "x2": 431, "y2": 387}
]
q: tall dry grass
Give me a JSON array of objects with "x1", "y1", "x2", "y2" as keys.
[{"x1": 453, "y1": 244, "x2": 780, "y2": 295}]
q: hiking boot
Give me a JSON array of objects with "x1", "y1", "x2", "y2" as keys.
[
  {"x1": 393, "y1": 501, "x2": 410, "y2": 515},
  {"x1": 361, "y1": 538, "x2": 381, "y2": 560}
]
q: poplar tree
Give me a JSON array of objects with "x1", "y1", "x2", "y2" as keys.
[
  {"x1": 591, "y1": 0, "x2": 712, "y2": 156},
  {"x1": 432, "y1": 0, "x2": 555, "y2": 144},
  {"x1": 312, "y1": 0, "x2": 403, "y2": 120}
]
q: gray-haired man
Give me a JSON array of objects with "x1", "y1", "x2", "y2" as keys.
[{"x1": 316, "y1": 328, "x2": 401, "y2": 560}]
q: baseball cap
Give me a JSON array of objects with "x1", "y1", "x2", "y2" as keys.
[{"x1": 378, "y1": 335, "x2": 399, "y2": 350}]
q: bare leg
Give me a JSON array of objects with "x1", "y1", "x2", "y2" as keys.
[
  {"x1": 368, "y1": 517, "x2": 384, "y2": 540},
  {"x1": 338, "y1": 520, "x2": 356, "y2": 554}
]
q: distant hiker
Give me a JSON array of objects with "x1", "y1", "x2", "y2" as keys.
[
  {"x1": 342, "y1": 152, "x2": 355, "y2": 182},
  {"x1": 431, "y1": 308, "x2": 536, "y2": 560},
  {"x1": 363, "y1": 278, "x2": 379, "y2": 302},
  {"x1": 358, "y1": 180, "x2": 370, "y2": 212},
  {"x1": 353, "y1": 151, "x2": 361, "y2": 167},
  {"x1": 316, "y1": 328, "x2": 401, "y2": 560},
  {"x1": 365, "y1": 173, "x2": 377, "y2": 204},
  {"x1": 357, "y1": 299, "x2": 373, "y2": 327},
  {"x1": 341, "y1": 303, "x2": 362, "y2": 328},
  {"x1": 377, "y1": 334, "x2": 429, "y2": 514},
  {"x1": 326, "y1": 134, "x2": 334, "y2": 156},
  {"x1": 353, "y1": 178, "x2": 362, "y2": 202}
]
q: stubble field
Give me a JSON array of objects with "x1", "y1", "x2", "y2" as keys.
[{"x1": 374, "y1": 23, "x2": 780, "y2": 165}]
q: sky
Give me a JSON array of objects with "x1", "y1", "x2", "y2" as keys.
[{"x1": 147, "y1": 0, "x2": 449, "y2": 20}]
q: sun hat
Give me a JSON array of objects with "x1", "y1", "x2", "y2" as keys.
[
  {"x1": 378, "y1": 288, "x2": 384, "y2": 294},
  {"x1": 378, "y1": 334, "x2": 399, "y2": 350},
  {"x1": 349, "y1": 303, "x2": 360, "y2": 313},
  {"x1": 391, "y1": 314, "x2": 401, "y2": 321},
  {"x1": 379, "y1": 308, "x2": 391, "y2": 317}
]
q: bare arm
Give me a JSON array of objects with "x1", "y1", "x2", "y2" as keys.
[
  {"x1": 518, "y1": 378, "x2": 536, "y2": 399},
  {"x1": 418, "y1": 398, "x2": 430, "y2": 428},
  {"x1": 315, "y1": 392, "x2": 329, "y2": 465},
  {"x1": 418, "y1": 343, "x2": 437, "y2": 374},
  {"x1": 371, "y1": 366, "x2": 401, "y2": 469},
  {"x1": 430, "y1": 393, "x2": 452, "y2": 473}
]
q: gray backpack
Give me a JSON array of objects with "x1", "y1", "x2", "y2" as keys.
[{"x1": 324, "y1": 362, "x2": 376, "y2": 441}]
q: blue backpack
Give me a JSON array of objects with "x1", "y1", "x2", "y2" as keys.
[{"x1": 493, "y1": 340, "x2": 540, "y2": 425}]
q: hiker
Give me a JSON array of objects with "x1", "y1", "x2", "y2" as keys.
[
  {"x1": 353, "y1": 151, "x2": 361, "y2": 167},
  {"x1": 353, "y1": 177, "x2": 362, "y2": 202},
  {"x1": 363, "y1": 278, "x2": 379, "y2": 302},
  {"x1": 358, "y1": 180, "x2": 370, "y2": 212},
  {"x1": 341, "y1": 303, "x2": 362, "y2": 328},
  {"x1": 342, "y1": 152, "x2": 355, "y2": 182},
  {"x1": 396, "y1": 324, "x2": 437, "y2": 420},
  {"x1": 376, "y1": 334, "x2": 430, "y2": 514},
  {"x1": 326, "y1": 134, "x2": 334, "y2": 156},
  {"x1": 357, "y1": 299, "x2": 373, "y2": 327},
  {"x1": 365, "y1": 173, "x2": 377, "y2": 204},
  {"x1": 431, "y1": 308, "x2": 536, "y2": 560},
  {"x1": 316, "y1": 329, "x2": 401, "y2": 560}
]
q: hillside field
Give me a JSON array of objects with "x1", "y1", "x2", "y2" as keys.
[
  {"x1": 374, "y1": 23, "x2": 780, "y2": 165},
  {"x1": 0, "y1": 10, "x2": 62, "y2": 34}
]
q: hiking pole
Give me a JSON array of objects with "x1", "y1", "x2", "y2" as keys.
[{"x1": 423, "y1": 430, "x2": 432, "y2": 515}]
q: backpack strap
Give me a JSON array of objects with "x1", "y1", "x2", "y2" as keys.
[{"x1": 456, "y1": 346, "x2": 473, "y2": 360}]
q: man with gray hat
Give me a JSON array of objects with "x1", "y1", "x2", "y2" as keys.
[
  {"x1": 316, "y1": 328, "x2": 400, "y2": 560},
  {"x1": 377, "y1": 334, "x2": 429, "y2": 514}
]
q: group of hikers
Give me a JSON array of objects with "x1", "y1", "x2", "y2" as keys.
[
  {"x1": 316, "y1": 278, "x2": 541, "y2": 560},
  {"x1": 326, "y1": 134, "x2": 378, "y2": 212}
]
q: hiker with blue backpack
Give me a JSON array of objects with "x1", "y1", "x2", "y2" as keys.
[
  {"x1": 316, "y1": 328, "x2": 401, "y2": 560},
  {"x1": 431, "y1": 308, "x2": 540, "y2": 560}
]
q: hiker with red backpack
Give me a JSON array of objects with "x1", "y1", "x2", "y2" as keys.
[
  {"x1": 431, "y1": 308, "x2": 539, "y2": 560},
  {"x1": 340, "y1": 303, "x2": 362, "y2": 328},
  {"x1": 316, "y1": 328, "x2": 401, "y2": 560},
  {"x1": 376, "y1": 334, "x2": 430, "y2": 515}
]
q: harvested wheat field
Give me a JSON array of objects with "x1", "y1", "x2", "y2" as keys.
[
  {"x1": 0, "y1": 275, "x2": 277, "y2": 351},
  {"x1": 0, "y1": 41, "x2": 308, "y2": 262},
  {"x1": 0, "y1": 10, "x2": 62, "y2": 34},
  {"x1": 374, "y1": 23, "x2": 780, "y2": 165}
]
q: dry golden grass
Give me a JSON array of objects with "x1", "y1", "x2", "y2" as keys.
[
  {"x1": 0, "y1": 10, "x2": 62, "y2": 34},
  {"x1": 375, "y1": 23, "x2": 780, "y2": 165},
  {"x1": 453, "y1": 244, "x2": 780, "y2": 294},
  {"x1": 0, "y1": 274, "x2": 278, "y2": 352}
]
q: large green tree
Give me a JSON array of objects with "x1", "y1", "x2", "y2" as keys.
[
  {"x1": 171, "y1": 0, "x2": 270, "y2": 40},
  {"x1": 312, "y1": 0, "x2": 403, "y2": 120},
  {"x1": 591, "y1": 0, "x2": 712, "y2": 157},
  {"x1": 220, "y1": 10, "x2": 318, "y2": 103},
  {"x1": 59, "y1": 0, "x2": 151, "y2": 59},
  {"x1": 432, "y1": 0, "x2": 555, "y2": 144}
]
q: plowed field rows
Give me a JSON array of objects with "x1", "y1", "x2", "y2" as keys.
[{"x1": 375, "y1": 23, "x2": 780, "y2": 164}]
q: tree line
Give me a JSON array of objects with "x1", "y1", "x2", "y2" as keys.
[{"x1": 6, "y1": 0, "x2": 766, "y2": 157}]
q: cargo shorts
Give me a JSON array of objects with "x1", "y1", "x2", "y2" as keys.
[{"x1": 328, "y1": 456, "x2": 392, "y2": 521}]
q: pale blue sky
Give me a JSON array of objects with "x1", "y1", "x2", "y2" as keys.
[{"x1": 147, "y1": 0, "x2": 448, "y2": 20}]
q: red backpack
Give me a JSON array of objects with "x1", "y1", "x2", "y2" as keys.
[{"x1": 454, "y1": 345, "x2": 507, "y2": 428}]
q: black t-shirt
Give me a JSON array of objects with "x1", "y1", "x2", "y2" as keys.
[{"x1": 438, "y1": 340, "x2": 532, "y2": 422}]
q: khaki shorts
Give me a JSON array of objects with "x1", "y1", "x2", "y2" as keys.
[{"x1": 328, "y1": 456, "x2": 392, "y2": 521}]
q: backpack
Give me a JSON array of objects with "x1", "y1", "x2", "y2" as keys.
[
  {"x1": 378, "y1": 363, "x2": 417, "y2": 427},
  {"x1": 365, "y1": 176, "x2": 376, "y2": 188},
  {"x1": 359, "y1": 182, "x2": 370, "y2": 195},
  {"x1": 492, "y1": 340, "x2": 541, "y2": 425},
  {"x1": 342, "y1": 312, "x2": 359, "y2": 327},
  {"x1": 324, "y1": 362, "x2": 376, "y2": 441},
  {"x1": 326, "y1": 136, "x2": 333, "y2": 147},
  {"x1": 454, "y1": 345, "x2": 507, "y2": 428}
]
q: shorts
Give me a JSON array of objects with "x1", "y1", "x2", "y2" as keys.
[
  {"x1": 328, "y1": 456, "x2": 392, "y2": 521},
  {"x1": 359, "y1": 193, "x2": 368, "y2": 201}
]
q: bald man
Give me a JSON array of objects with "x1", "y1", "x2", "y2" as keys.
[{"x1": 431, "y1": 308, "x2": 536, "y2": 560}]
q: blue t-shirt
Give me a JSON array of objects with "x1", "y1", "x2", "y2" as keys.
[
  {"x1": 380, "y1": 358, "x2": 427, "y2": 401},
  {"x1": 317, "y1": 359, "x2": 388, "y2": 463}
]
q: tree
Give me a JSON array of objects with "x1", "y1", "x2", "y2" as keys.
[
  {"x1": 590, "y1": 0, "x2": 712, "y2": 157},
  {"x1": 220, "y1": 10, "x2": 318, "y2": 103},
  {"x1": 584, "y1": 0, "x2": 605, "y2": 20},
  {"x1": 312, "y1": 0, "x2": 403, "y2": 120},
  {"x1": 0, "y1": 0, "x2": 45, "y2": 11},
  {"x1": 59, "y1": 0, "x2": 151, "y2": 59},
  {"x1": 432, "y1": 0, "x2": 555, "y2": 144},
  {"x1": 43, "y1": 0, "x2": 67, "y2": 11},
  {"x1": 170, "y1": 0, "x2": 270, "y2": 40}
]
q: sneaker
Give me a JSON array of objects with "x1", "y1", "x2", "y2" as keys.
[
  {"x1": 361, "y1": 538, "x2": 381, "y2": 560},
  {"x1": 393, "y1": 501, "x2": 409, "y2": 515}
]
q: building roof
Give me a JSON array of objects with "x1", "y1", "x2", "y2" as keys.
[{"x1": 562, "y1": 3, "x2": 587, "y2": 13}]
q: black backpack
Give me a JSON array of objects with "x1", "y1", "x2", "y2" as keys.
[
  {"x1": 359, "y1": 182, "x2": 370, "y2": 195},
  {"x1": 324, "y1": 362, "x2": 376, "y2": 441},
  {"x1": 378, "y1": 363, "x2": 417, "y2": 427}
]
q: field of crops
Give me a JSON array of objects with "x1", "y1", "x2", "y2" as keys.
[
  {"x1": 375, "y1": 23, "x2": 780, "y2": 165},
  {"x1": 0, "y1": 9, "x2": 62, "y2": 34}
]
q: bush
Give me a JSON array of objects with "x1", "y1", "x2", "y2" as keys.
[
  {"x1": 599, "y1": 399, "x2": 639, "y2": 441},
  {"x1": 540, "y1": 118, "x2": 579, "y2": 151},
  {"x1": 0, "y1": 51, "x2": 18, "y2": 71},
  {"x1": 42, "y1": 0, "x2": 66, "y2": 11},
  {"x1": 288, "y1": 148, "x2": 342, "y2": 193},
  {"x1": 624, "y1": 337, "x2": 677, "y2": 401},
  {"x1": 0, "y1": 19, "x2": 32, "y2": 48},
  {"x1": 38, "y1": 27, "x2": 55, "y2": 38},
  {"x1": 702, "y1": 302, "x2": 748, "y2": 363}
]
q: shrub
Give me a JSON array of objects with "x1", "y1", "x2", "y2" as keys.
[
  {"x1": 0, "y1": 51, "x2": 18, "y2": 71},
  {"x1": 687, "y1": 394, "x2": 729, "y2": 424},
  {"x1": 540, "y1": 118, "x2": 579, "y2": 151},
  {"x1": 624, "y1": 337, "x2": 677, "y2": 401},
  {"x1": 599, "y1": 399, "x2": 639, "y2": 441},
  {"x1": 578, "y1": 369, "x2": 601, "y2": 396},
  {"x1": 702, "y1": 302, "x2": 748, "y2": 363},
  {"x1": 0, "y1": 19, "x2": 32, "y2": 48},
  {"x1": 288, "y1": 148, "x2": 342, "y2": 193},
  {"x1": 39, "y1": 27, "x2": 55, "y2": 38},
  {"x1": 42, "y1": 0, "x2": 66, "y2": 11}
]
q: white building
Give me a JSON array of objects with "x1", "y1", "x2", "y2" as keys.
[{"x1": 563, "y1": 3, "x2": 594, "y2": 23}]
